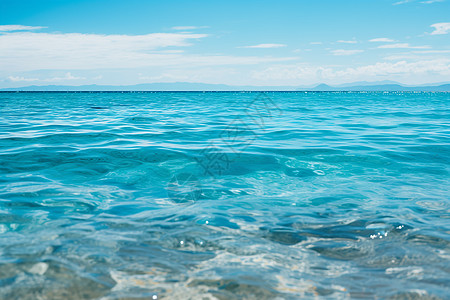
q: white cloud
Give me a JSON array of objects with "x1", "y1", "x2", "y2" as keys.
[
  {"x1": 252, "y1": 59, "x2": 450, "y2": 83},
  {"x1": 0, "y1": 31, "x2": 206, "y2": 70},
  {"x1": 310, "y1": 42, "x2": 322, "y2": 45},
  {"x1": 369, "y1": 38, "x2": 396, "y2": 42},
  {"x1": 383, "y1": 49, "x2": 450, "y2": 60},
  {"x1": 330, "y1": 49, "x2": 363, "y2": 56},
  {"x1": 393, "y1": 0, "x2": 413, "y2": 5},
  {"x1": 420, "y1": 0, "x2": 444, "y2": 3},
  {"x1": 135, "y1": 67, "x2": 242, "y2": 84},
  {"x1": 172, "y1": 26, "x2": 208, "y2": 30},
  {"x1": 337, "y1": 40, "x2": 357, "y2": 44},
  {"x1": 0, "y1": 25, "x2": 46, "y2": 31},
  {"x1": 378, "y1": 43, "x2": 431, "y2": 49},
  {"x1": 394, "y1": 0, "x2": 443, "y2": 4},
  {"x1": 413, "y1": 50, "x2": 450, "y2": 53},
  {"x1": 8, "y1": 76, "x2": 39, "y2": 82},
  {"x1": 0, "y1": 31, "x2": 297, "y2": 72},
  {"x1": 158, "y1": 50, "x2": 185, "y2": 54},
  {"x1": 338, "y1": 59, "x2": 450, "y2": 77},
  {"x1": 46, "y1": 72, "x2": 85, "y2": 81},
  {"x1": 430, "y1": 22, "x2": 450, "y2": 35},
  {"x1": 252, "y1": 65, "x2": 331, "y2": 81},
  {"x1": 241, "y1": 44, "x2": 287, "y2": 49},
  {"x1": 7, "y1": 72, "x2": 85, "y2": 82}
]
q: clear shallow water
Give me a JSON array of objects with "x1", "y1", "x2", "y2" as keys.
[{"x1": 0, "y1": 91, "x2": 449, "y2": 299}]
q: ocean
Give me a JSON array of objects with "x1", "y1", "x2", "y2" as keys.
[{"x1": 0, "y1": 92, "x2": 449, "y2": 299}]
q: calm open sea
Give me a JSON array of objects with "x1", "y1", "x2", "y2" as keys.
[{"x1": 0, "y1": 92, "x2": 449, "y2": 299}]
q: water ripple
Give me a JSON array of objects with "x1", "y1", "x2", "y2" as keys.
[{"x1": 0, "y1": 92, "x2": 449, "y2": 299}]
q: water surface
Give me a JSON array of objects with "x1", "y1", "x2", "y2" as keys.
[{"x1": 0, "y1": 92, "x2": 449, "y2": 299}]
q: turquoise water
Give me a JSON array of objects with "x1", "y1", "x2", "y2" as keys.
[{"x1": 0, "y1": 92, "x2": 449, "y2": 299}]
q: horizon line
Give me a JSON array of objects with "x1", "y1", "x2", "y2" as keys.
[{"x1": 1, "y1": 90, "x2": 449, "y2": 93}]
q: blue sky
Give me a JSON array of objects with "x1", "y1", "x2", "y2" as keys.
[{"x1": 0, "y1": 0, "x2": 449, "y2": 87}]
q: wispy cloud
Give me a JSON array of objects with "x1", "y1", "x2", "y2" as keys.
[
  {"x1": 331, "y1": 49, "x2": 363, "y2": 56},
  {"x1": 0, "y1": 31, "x2": 207, "y2": 70},
  {"x1": 0, "y1": 31, "x2": 296, "y2": 72},
  {"x1": 394, "y1": 0, "x2": 444, "y2": 4},
  {"x1": 252, "y1": 59, "x2": 450, "y2": 82},
  {"x1": 430, "y1": 22, "x2": 450, "y2": 35},
  {"x1": 369, "y1": 38, "x2": 396, "y2": 42},
  {"x1": 413, "y1": 50, "x2": 450, "y2": 53},
  {"x1": 378, "y1": 43, "x2": 431, "y2": 49},
  {"x1": 393, "y1": 0, "x2": 413, "y2": 5},
  {"x1": 241, "y1": 43, "x2": 287, "y2": 49},
  {"x1": 337, "y1": 40, "x2": 357, "y2": 44},
  {"x1": 310, "y1": 42, "x2": 322, "y2": 45},
  {"x1": 172, "y1": 26, "x2": 208, "y2": 30},
  {"x1": 0, "y1": 25, "x2": 46, "y2": 32},
  {"x1": 420, "y1": 0, "x2": 444, "y2": 3},
  {"x1": 383, "y1": 50, "x2": 450, "y2": 60},
  {"x1": 8, "y1": 72, "x2": 85, "y2": 82},
  {"x1": 7, "y1": 76, "x2": 38, "y2": 82}
]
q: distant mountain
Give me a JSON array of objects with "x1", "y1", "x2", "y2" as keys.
[
  {"x1": 335, "y1": 80, "x2": 401, "y2": 87},
  {"x1": 0, "y1": 83, "x2": 232, "y2": 92},
  {"x1": 1, "y1": 81, "x2": 449, "y2": 92},
  {"x1": 306, "y1": 83, "x2": 337, "y2": 91},
  {"x1": 0, "y1": 82, "x2": 294, "y2": 92},
  {"x1": 297, "y1": 83, "x2": 450, "y2": 92}
]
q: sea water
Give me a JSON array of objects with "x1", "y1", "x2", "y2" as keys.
[{"x1": 0, "y1": 92, "x2": 449, "y2": 299}]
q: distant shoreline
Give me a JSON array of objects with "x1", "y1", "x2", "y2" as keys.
[
  {"x1": 1, "y1": 82, "x2": 449, "y2": 92},
  {"x1": 0, "y1": 90, "x2": 449, "y2": 93}
]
